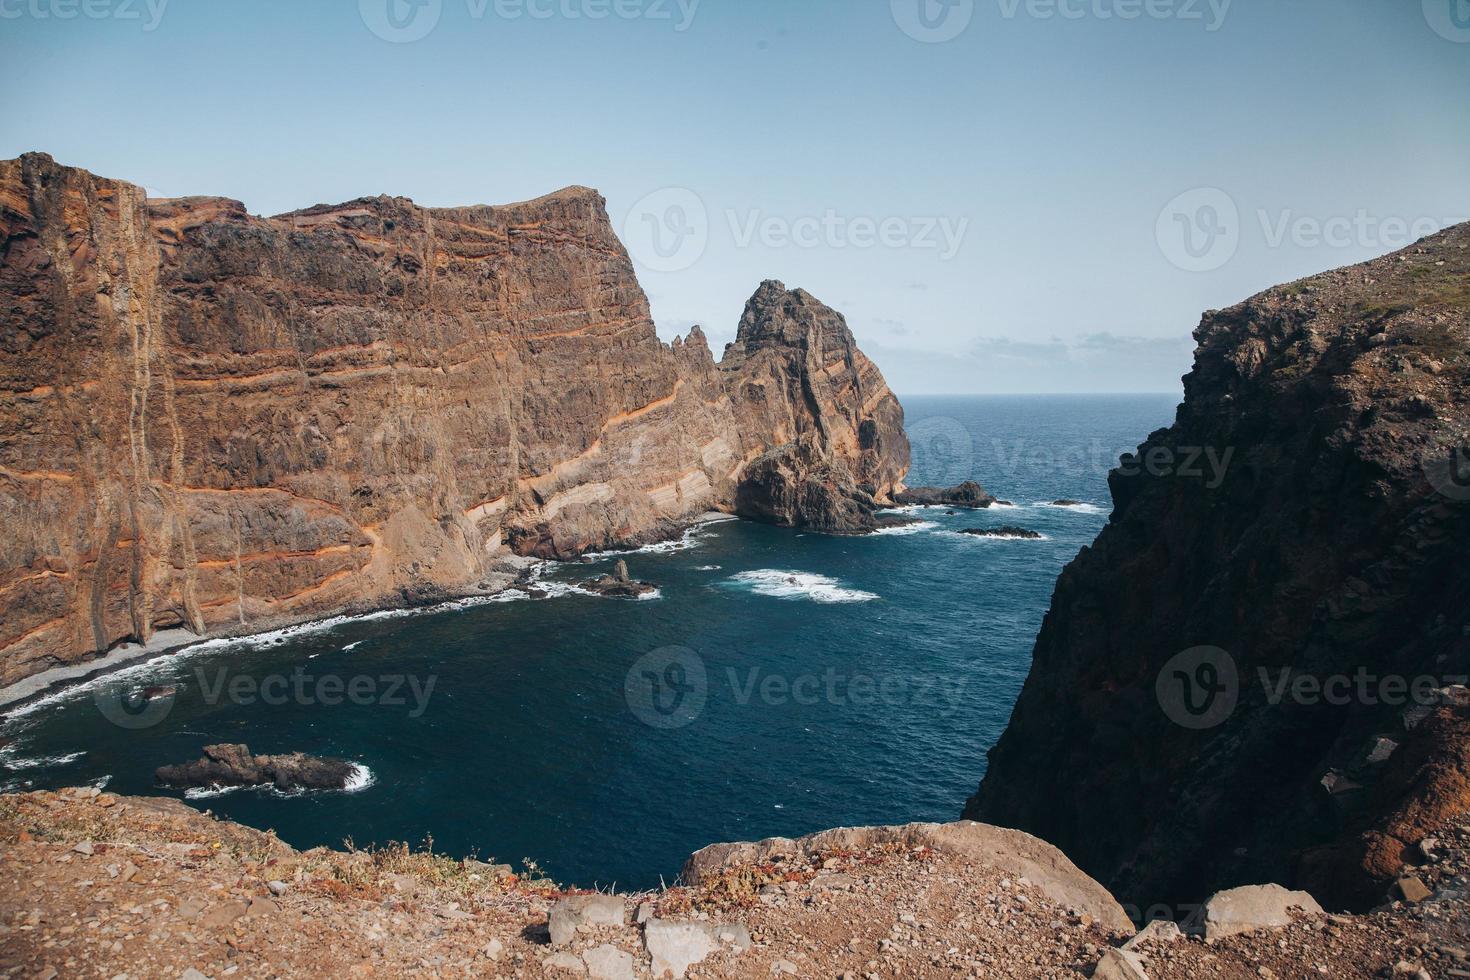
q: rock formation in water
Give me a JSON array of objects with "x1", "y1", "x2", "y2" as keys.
[
  {"x1": 894, "y1": 480, "x2": 998, "y2": 508},
  {"x1": 578, "y1": 558, "x2": 656, "y2": 599},
  {"x1": 967, "y1": 224, "x2": 1470, "y2": 911},
  {"x1": 0, "y1": 153, "x2": 908, "y2": 684},
  {"x1": 155, "y1": 743, "x2": 355, "y2": 792},
  {"x1": 722, "y1": 280, "x2": 910, "y2": 534},
  {"x1": 959, "y1": 526, "x2": 1041, "y2": 539}
]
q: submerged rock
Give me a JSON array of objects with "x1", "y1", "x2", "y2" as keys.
[
  {"x1": 155, "y1": 744, "x2": 356, "y2": 792},
  {"x1": 894, "y1": 481, "x2": 997, "y2": 509}
]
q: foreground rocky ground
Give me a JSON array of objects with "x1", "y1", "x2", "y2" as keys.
[{"x1": 4, "y1": 789, "x2": 1469, "y2": 979}]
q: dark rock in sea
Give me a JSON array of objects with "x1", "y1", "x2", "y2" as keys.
[
  {"x1": 1050, "y1": 499, "x2": 1084, "y2": 507},
  {"x1": 579, "y1": 560, "x2": 657, "y2": 599},
  {"x1": 960, "y1": 526, "x2": 1042, "y2": 539},
  {"x1": 966, "y1": 221, "x2": 1470, "y2": 912},
  {"x1": 156, "y1": 744, "x2": 356, "y2": 792},
  {"x1": 895, "y1": 481, "x2": 997, "y2": 509},
  {"x1": 734, "y1": 441, "x2": 885, "y2": 535}
]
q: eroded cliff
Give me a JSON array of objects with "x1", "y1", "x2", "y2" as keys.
[
  {"x1": 0, "y1": 153, "x2": 907, "y2": 684},
  {"x1": 967, "y1": 224, "x2": 1470, "y2": 911}
]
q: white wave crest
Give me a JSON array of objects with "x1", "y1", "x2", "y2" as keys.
[
  {"x1": 872, "y1": 521, "x2": 938, "y2": 536},
  {"x1": 1038, "y1": 501, "x2": 1103, "y2": 514},
  {"x1": 726, "y1": 570, "x2": 878, "y2": 603},
  {"x1": 583, "y1": 521, "x2": 722, "y2": 560},
  {"x1": 0, "y1": 747, "x2": 85, "y2": 771},
  {"x1": 344, "y1": 763, "x2": 375, "y2": 792}
]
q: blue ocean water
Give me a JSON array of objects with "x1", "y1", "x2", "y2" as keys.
[{"x1": 0, "y1": 395, "x2": 1176, "y2": 890}]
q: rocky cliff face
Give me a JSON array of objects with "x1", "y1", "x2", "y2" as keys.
[
  {"x1": 968, "y1": 224, "x2": 1470, "y2": 911},
  {"x1": 723, "y1": 281, "x2": 909, "y2": 533},
  {"x1": 0, "y1": 153, "x2": 907, "y2": 684}
]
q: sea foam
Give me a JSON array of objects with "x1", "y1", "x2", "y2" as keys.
[{"x1": 726, "y1": 570, "x2": 878, "y2": 603}]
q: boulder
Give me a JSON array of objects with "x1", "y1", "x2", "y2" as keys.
[
  {"x1": 643, "y1": 919, "x2": 749, "y2": 979},
  {"x1": 548, "y1": 895, "x2": 627, "y2": 946},
  {"x1": 682, "y1": 821, "x2": 1133, "y2": 934},
  {"x1": 1195, "y1": 884, "x2": 1324, "y2": 939}
]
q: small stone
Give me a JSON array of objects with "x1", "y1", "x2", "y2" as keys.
[
  {"x1": 548, "y1": 895, "x2": 626, "y2": 947},
  {"x1": 1123, "y1": 920, "x2": 1181, "y2": 951},
  {"x1": 1094, "y1": 947, "x2": 1148, "y2": 980},
  {"x1": 772, "y1": 960, "x2": 799, "y2": 976},
  {"x1": 73, "y1": 841, "x2": 94, "y2": 856},
  {"x1": 266, "y1": 880, "x2": 288, "y2": 897},
  {"x1": 636, "y1": 901, "x2": 655, "y2": 925},
  {"x1": 1397, "y1": 876, "x2": 1433, "y2": 904},
  {"x1": 545, "y1": 950, "x2": 587, "y2": 975},
  {"x1": 483, "y1": 938, "x2": 504, "y2": 961},
  {"x1": 582, "y1": 944, "x2": 635, "y2": 980},
  {"x1": 1368, "y1": 738, "x2": 1400, "y2": 763},
  {"x1": 201, "y1": 901, "x2": 249, "y2": 930}
]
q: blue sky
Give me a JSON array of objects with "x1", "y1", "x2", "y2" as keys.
[{"x1": 3, "y1": 0, "x2": 1467, "y2": 393}]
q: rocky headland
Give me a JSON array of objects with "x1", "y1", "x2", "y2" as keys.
[{"x1": 0, "y1": 153, "x2": 908, "y2": 686}]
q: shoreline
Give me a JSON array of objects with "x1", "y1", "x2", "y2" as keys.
[{"x1": 0, "y1": 511, "x2": 737, "y2": 718}]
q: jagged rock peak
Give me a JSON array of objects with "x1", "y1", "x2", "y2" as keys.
[{"x1": 728, "y1": 279, "x2": 859, "y2": 354}]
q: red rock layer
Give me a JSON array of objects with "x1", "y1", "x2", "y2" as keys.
[{"x1": 0, "y1": 153, "x2": 907, "y2": 684}]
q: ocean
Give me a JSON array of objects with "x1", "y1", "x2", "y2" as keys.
[{"x1": 0, "y1": 394, "x2": 1177, "y2": 890}]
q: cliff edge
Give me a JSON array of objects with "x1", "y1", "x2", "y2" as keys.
[{"x1": 967, "y1": 223, "x2": 1470, "y2": 911}]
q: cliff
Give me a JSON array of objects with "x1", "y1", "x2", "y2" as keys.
[
  {"x1": 0, "y1": 153, "x2": 907, "y2": 685},
  {"x1": 968, "y1": 223, "x2": 1470, "y2": 911}
]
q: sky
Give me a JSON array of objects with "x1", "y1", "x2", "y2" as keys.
[{"x1": 2, "y1": 0, "x2": 1467, "y2": 394}]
